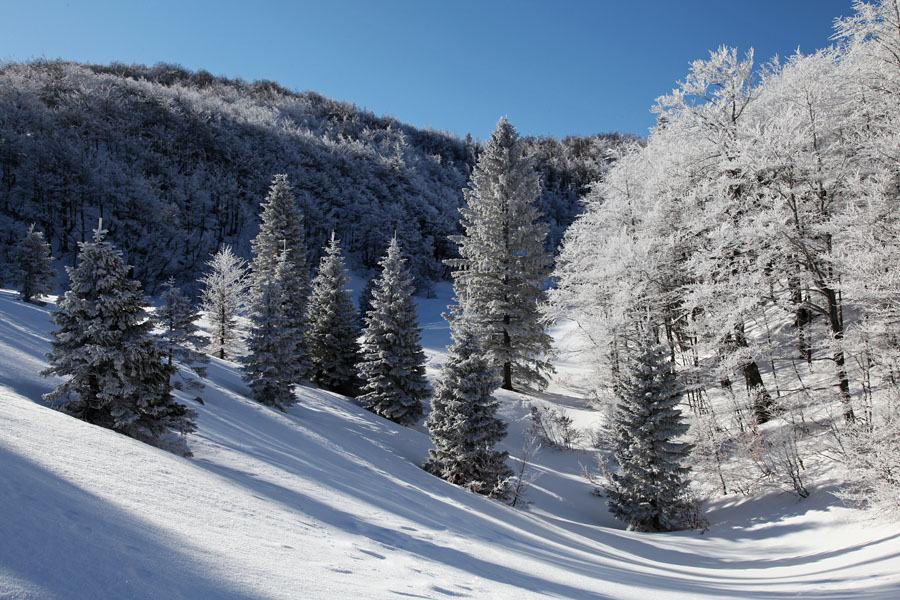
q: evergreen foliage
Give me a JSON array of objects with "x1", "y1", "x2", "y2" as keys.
[
  {"x1": 12, "y1": 223, "x2": 55, "y2": 303},
  {"x1": 449, "y1": 117, "x2": 554, "y2": 392},
  {"x1": 306, "y1": 232, "x2": 361, "y2": 395},
  {"x1": 605, "y1": 326, "x2": 694, "y2": 532},
  {"x1": 42, "y1": 224, "x2": 196, "y2": 453},
  {"x1": 249, "y1": 174, "x2": 310, "y2": 380},
  {"x1": 357, "y1": 274, "x2": 378, "y2": 329},
  {"x1": 199, "y1": 246, "x2": 248, "y2": 360},
  {"x1": 155, "y1": 278, "x2": 209, "y2": 394},
  {"x1": 425, "y1": 327, "x2": 512, "y2": 496},
  {"x1": 242, "y1": 250, "x2": 298, "y2": 410},
  {"x1": 358, "y1": 237, "x2": 428, "y2": 425}
]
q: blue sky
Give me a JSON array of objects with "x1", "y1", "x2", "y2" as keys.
[{"x1": 1, "y1": 0, "x2": 850, "y2": 140}]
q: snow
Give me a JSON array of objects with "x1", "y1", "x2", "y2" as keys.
[{"x1": 2, "y1": 288, "x2": 900, "y2": 599}]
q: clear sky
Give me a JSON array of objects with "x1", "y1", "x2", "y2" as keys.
[{"x1": 0, "y1": 0, "x2": 851, "y2": 140}]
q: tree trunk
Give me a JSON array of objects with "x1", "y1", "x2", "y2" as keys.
[
  {"x1": 501, "y1": 314, "x2": 513, "y2": 391},
  {"x1": 733, "y1": 321, "x2": 773, "y2": 424}
]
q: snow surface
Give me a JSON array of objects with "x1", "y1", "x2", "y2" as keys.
[{"x1": 2, "y1": 287, "x2": 900, "y2": 599}]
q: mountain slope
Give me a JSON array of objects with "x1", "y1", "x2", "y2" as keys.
[
  {"x1": 0, "y1": 61, "x2": 625, "y2": 293},
  {"x1": 1, "y1": 288, "x2": 899, "y2": 599}
]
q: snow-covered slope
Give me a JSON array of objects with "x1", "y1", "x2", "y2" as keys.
[{"x1": 2, "y1": 288, "x2": 899, "y2": 599}]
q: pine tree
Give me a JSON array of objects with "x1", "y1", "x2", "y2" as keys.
[
  {"x1": 605, "y1": 325, "x2": 694, "y2": 532},
  {"x1": 155, "y1": 278, "x2": 209, "y2": 394},
  {"x1": 449, "y1": 117, "x2": 553, "y2": 392},
  {"x1": 249, "y1": 174, "x2": 310, "y2": 381},
  {"x1": 358, "y1": 237, "x2": 428, "y2": 425},
  {"x1": 425, "y1": 326, "x2": 512, "y2": 496},
  {"x1": 306, "y1": 232, "x2": 361, "y2": 395},
  {"x1": 200, "y1": 246, "x2": 248, "y2": 360},
  {"x1": 242, "y1": 249, "x2": 297, "y2": 410},
  {"x1": 12, "y1": 223, "x2": 55, "y2": 304},
  {"x1": 42, "y1": 223, "x2": 196, "y2": 453}
]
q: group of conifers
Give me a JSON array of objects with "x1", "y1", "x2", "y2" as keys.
[{"x1": 11, "y1": 118, "x2": 694, "y2": 531}]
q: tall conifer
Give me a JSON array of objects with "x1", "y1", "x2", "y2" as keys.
[
  {"x1": 249, "y1": 174, "x2": 310, "y2": 381},
  {"x1": 449, "y1": 118, "x2": 553, "y2": 391},
  {"x1": 605, "y1": 326, "x2": 694, "y2": 532},
  {"x1": 425, "y1": 327, "x2": 512, "y2": 496},
  {"x1": 306, "y1": 232, "x2": 361, "y2": 395},
  {"x1": 358, "y1": 237, "x2": 428, "y2": 425}
]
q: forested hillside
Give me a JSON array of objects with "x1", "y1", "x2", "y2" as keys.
[{"x1": 0, "y1": 60, "x2": 627, "y2": 292}]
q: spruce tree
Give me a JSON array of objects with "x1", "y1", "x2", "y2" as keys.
[
  {"x1": 358, "y1": 237, "x2": 428, "y2": 425},
  {"x1": 605, "y1": 326, "x2": 694, "y2": 532},
  {"x1": 425, "y1": 327, "x2": 512, "y2": 496},
  {"x1": 242, "y1": 250, "x2": 297, "y2": 410},
  {"x1": 42, "y1": 223, "x2": 196, "y2": 453},
  {"x1": 12, "y1": 223, "x2": 55, "y2": 304},
  {"x1": 448, "y1": 117, "x2": 553, "y2": 392},
  {"x1": 306, "y1": 232, "x2": 361, "y2": 395},
  {"x1": 155, "y1": 278, "x2": 209, "y2": 394},
  {"x1": 199, "y1": 246, "x2": 248, "y2": 360},
  {"x1": 249, "y1": 174, "x2": 310, "y2": 381}
]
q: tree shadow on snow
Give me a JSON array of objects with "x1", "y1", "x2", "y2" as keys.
[{"x1": 0, "y1": 447, "x2": 264, "y2": 600}]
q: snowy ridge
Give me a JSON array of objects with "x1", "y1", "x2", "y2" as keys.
[{"x1": 2, "y1": 288, "x2": 900, "y2": 599}]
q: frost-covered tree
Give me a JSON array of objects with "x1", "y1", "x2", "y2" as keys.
[
  {"x1": 242, "y1": 250, "x2": 297, "y2": 410},
  {"x1": 12, "y1": 223, "x2": 55, "y2": 303},
  {"x1": 200, "y1": 246, "x2": 248, "y2": 360},
  {"x1": 249, "y1": 174, "x2": 310, "y2": 380},
  {"x1": 425, "y1": 327, "x2": 512, "y2": 496},
  {"x1": 605, "y1": 326, "x2": 694, "y2": 532},
  {"x1": 306, "y1": 232, "x2": 361, "y2": 395},
  {"x1": 449, "y1": 117, "x2": 553, "y2": 392},
  {"x1": 358, "y1": 237, "x2": 428, "y2": 425},
  {"x1": 155, "y1": 278, "x2": 209, "y2": 394},
  {"x1": 42, "y1": 223, "x2": 196, "y2": 453}
]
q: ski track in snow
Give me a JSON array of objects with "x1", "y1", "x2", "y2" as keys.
[{"x1": 1, "y1": 288, "x2": 900, "y2": 599}]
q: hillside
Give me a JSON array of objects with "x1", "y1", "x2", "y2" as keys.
[
  {"x1": 2, "y1": 287, "x2": 899, "y2": 599},
  {"x1": 0, "y1": 60, "x2": 627, "y2": 293}
]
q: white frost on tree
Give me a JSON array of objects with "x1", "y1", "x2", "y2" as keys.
[
  {"x1": 242, "y1": 249, "x2": 298, "y2": 410},
  {"x1": 12, "y1": 223, "x2": 55, "y2": 304},
  {"x1": 249, "y1": 174, "x2": 310, "y2": 381},
  {"x1": 306, "y1": 232, "x2": 361, "y2": 395},
  {"x1": 605, "y1": 326, "x2": 695, "y2": 532},
  {"x1": 448, "y1": 117, "x2": 554, "y2": 392},
  {"x1": 425, "y1": 326, "x2": 512, "y2": 497},
  {"x1": 200, "y1": 245, "x2": 248, "y2": 360},
  {"x1": 358, "y1": 236, "x2": 428, "y2": 425},
  {"x1": 42, "y1": 223, "x2": 196, "y2": 454}
]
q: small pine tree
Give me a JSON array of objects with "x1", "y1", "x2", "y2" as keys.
[
  {"x1": 605, "y1": 325, "x2": 695, "y2": 532},
  {"x1": 306, "y1": 232, "x2": 361, "y2": 395},
  {"x1": 42, "y1": 223, "x2": 196, "y2": 453},
  {"x1": 249, "y1": 174, "x2": 310, "y2": 381},
  {"x1": 242, "y1": 250, "x2": 297, "y2": 410},
  {"x1": 12, "y1": 223, "x2": 55, "y2": 304},
  {"x1": 358, "y1": 237, "x2": 428, "y2": 425},
  {"x1": 425, "y1": 327, "x2": 512, "y2": 496},
  {"x1": 200, "y1": 246, "x2": 248, "y2": 360},
  {"x1": 448, "y1": 117, "x2": 554, "y2": 392},
  {"x1": 155, "y1": 278, "x2": 209, "y2": 394}
]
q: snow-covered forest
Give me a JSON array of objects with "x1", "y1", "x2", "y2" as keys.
[
  {"x1": 3, "y1": 1, "x2": 900, "y2": 598},
  {"x1": 0, "y1": 60, "x2": 627, "y2": 292}
]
